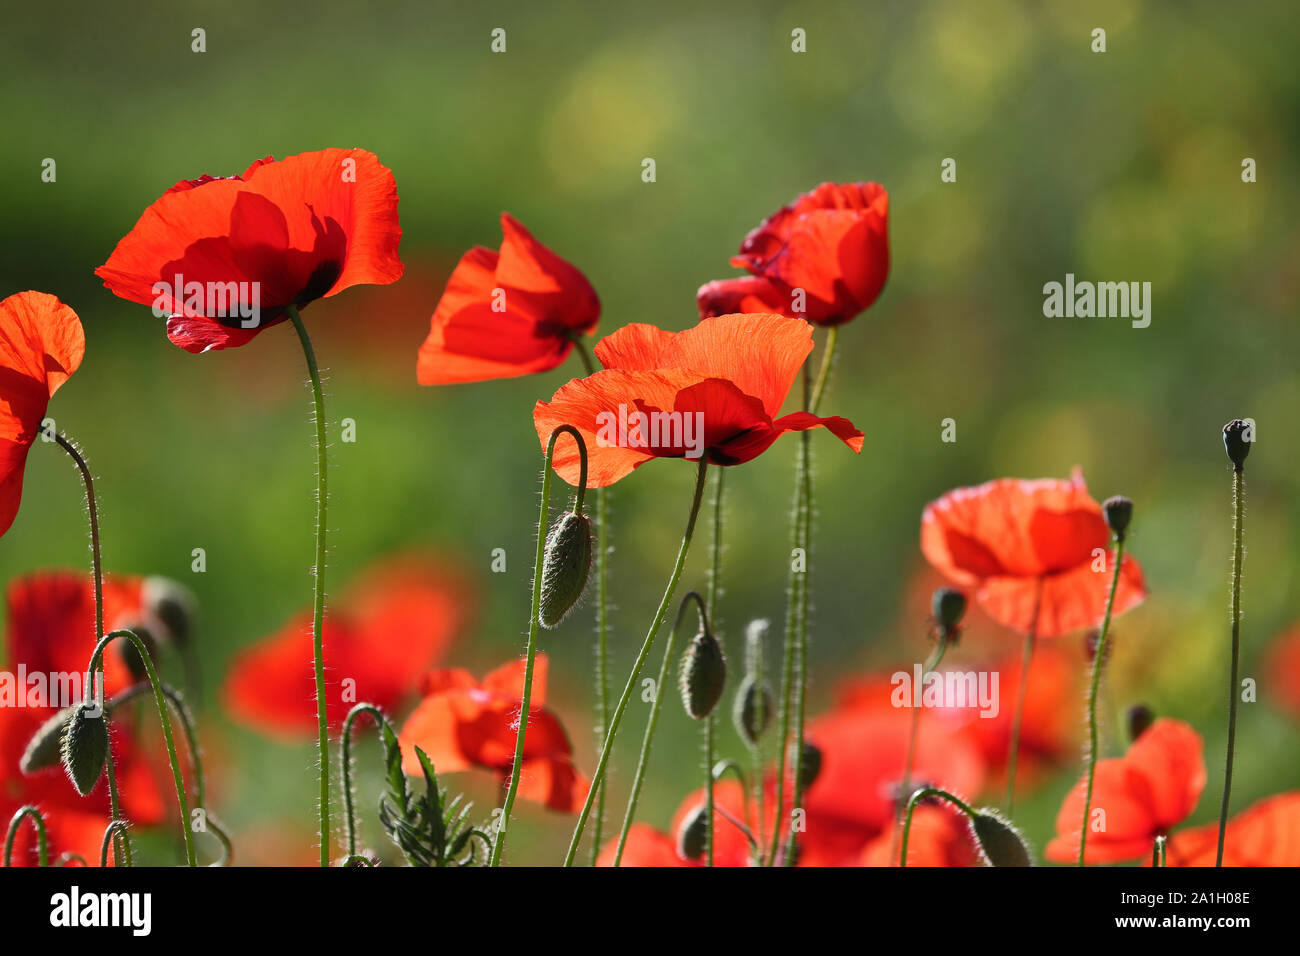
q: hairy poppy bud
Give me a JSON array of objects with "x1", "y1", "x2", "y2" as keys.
[
  {"x1": 1127, "y1": 703, "x2": 1155, "y2": 742},
  {"x1": 144, "y1": 576, "x2": 196, "y2": 648},
  {"x1": 1103, "y1": 495, "x2": 1133, "y2": 538},
  {"x1": 1222, "y1": 419, "x2": 1252, "y2": 471},
  {"x1": 680, "y1": 627, "x2": 726, "y2": 719},
  {"x1": 733, "y1": 675, "x2": 773, "y2": 744},
  {"x1": 931, "y1": 588, "x2": 966, "y2": 636},
  {"x1": 538, "y1": 511, "x2": 593, "y2": 629},
  {"x1": 676, "y1": 803, "x2": 709, "y2": 861},
  {"x1": 20, "y1": 705, "x2": 75, "y2": 774},
  {"x1": 61, "y1": 702, "x2": 109, "y2": 797},
  {"x1": 794, "y1": 740, "x2": 822, "y2": 791},
  {"x1": 969, "y1": 808, "x2": 1033, "y2": 867}
]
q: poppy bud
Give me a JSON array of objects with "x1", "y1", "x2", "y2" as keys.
[
  {"x1": 20, "y1": 705, "x2": 75, "y2": 774},
  {"x1": 118, "y1": 624, "x2": 159, "y2": 685},
  {"x1": 144, "y1": 576, "x2": 196, "y2": 647},
  {"x1": 743, "y1": 619, "x2": 769, "y2": 675},
  {"x1": 931, "y1": 588, "x2": 966, "y2": 636},
  {"x1": 680, "y1": 627, "x2": 726, "y2": 720},
  {"x1": 676, "y1": 803, "x2": 709, "y2": 861},
  {"x1": 733, "y1": 675, "x2": 773, "y2": 744},
  {"x1": 1127, "y1": 703, "x2": 1155, "y2": 742},
  {"x1": 792, "y1": 740, "x2": 822, "y2": 791},
  {"x1": 1103, "y1": 495, "x2": 1133, "y2": 538},
  {"x1": 538, "y1": 511, "x2": 593, "y2": 629},
  {"x1": 1222, "y1": 419, "x2": 1252, "y2": 471},
  {"x1": 969, "y1": 808, "x2": 1033, "y2": 867},
  {"x1": 61, "y1": 702, "x2": 109, "y2": 797}
]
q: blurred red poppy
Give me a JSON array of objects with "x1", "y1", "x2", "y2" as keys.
[
  {"x1": 0, "y1": 291, "x2": 85, "y2": 538},
  {"x1": 1265, "y1": 625, "x2": 1300, "y2": 718},
  {"x1": 95, "y1": 148, "x2": 403, "y2": 353},
  {"x1": 1158, "y1": 792, "x2": 1300, "y2": 867},
  {"x1": 596, "y1": 823, "x2": 690, "y2": 867},
  {"x1": 597, "y1": 779, "x2": 764, "y2": 867},
  {"x1": 397, "y1": 654, "x2": 587, "y2": 812},
  {"x1": 417, "y1": 213, "x2": 600, "y2": 384},
  {"x1": 1045, "y1": 717, "x2": 1205, "y2": 864},
  {"x1": 223, "y1": 556, "x2": 470, "y2": 740},
  {"x1": 858, "y1": 802, "x2": 980, "y2": 867},
  {"x1": 534, "y1": 312, "x2": 863, "y2": 487},
  {"x1": 921, "y1": 470, "x2": 1146, "y2": 639},
  {"x1": 1, "y1": 572, "x2": 165, "y2": 866},
  {"x1": 697, "y1": 182, "x2": 889, "y2": 326}
]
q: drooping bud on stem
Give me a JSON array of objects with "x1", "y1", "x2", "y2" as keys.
[
  {"x1": 969, "y1": 807, "x2": 1033, "y2": 867},
  {"x1": 734, "y1": 618, "x2": 772, "y2": 744},
  {"x1": 539, "y1": 511, "x2": 593, "y2": 628},
  {"x1": 677, "y1": 803, "x2": 709, "y2": 861},
  {"x1": 680, "y1": 620, "x2": 726, "y2": 720},
  {"x1": 1222, "y1": 419, "x2": 1252, "y2": 472},
  {"x1": 20, "y1": 706, "x2": 75, "y2": 774},
  {"x1": 791, "y1": 740, "x2": 822, "y2": 791},
  {"x1": 61, "y1": 702, "x2": 109, "y2": 797},
  {"x1": 143, "y1": 576, "x2": 196, "y2": 648}
]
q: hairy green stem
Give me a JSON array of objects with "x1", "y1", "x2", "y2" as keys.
[
  {"x1": 900, "y1": 787, "x2": 975, "y2": 868},
  {"x1": 1217, "y1": 467, "x2": 1245, "y2": 866},
  {"x1": 4, "y1": 806, "x2": 49, "y2": 867}
]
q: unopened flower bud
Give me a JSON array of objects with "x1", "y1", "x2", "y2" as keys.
[
  {"x1": 1127, "y1": 703, "x2": 1155, "y2": 742},
  {"x1": 744, "y1": 619, "x2": 768, "y2": 675},
  {"x1": 969, "y1": 808, "x2": 1033, "y2": 867},
  {"x1": 144, "y1": 576, "x2": 196, "y2": 648},
  {"x1": 1222, "y1": 420, "x2": 1252, "y2": 471},
  {"x1": 1103, "y1": 495, "x2": 1133, "y2": 538},
  {"x1": 118, "y1": 624, "x2": 159, "y2": 684},
  {"x1": 733, "y1": 675, "x2": 773, "y2": 745},
  {"x1": 676, "y1": 804, "x2": 709, "y2": 862},
  {"x1": 538, "y1": 511, "x2": 593, "y2": 629},
  {"x1": 61, "y1": 702, "x2": 109, "y2": 797},
  {"x1": 792, "y1": 740, "x2": 822, "y2": 791},
  {"x1": 680, "y1": 627, "x2": 726, "y2": 720},
  {"x1": 931, "y1": 588, "x2": 966, "y2": 636},
  {"x1": 20, "y1": 705, "x2": 76, "y2": 774}
]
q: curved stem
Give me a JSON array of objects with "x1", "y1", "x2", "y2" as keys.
[
  {"x1": 1079, "y1": 535, "x2": 1127, "y2": 865},
  {"x1": 892, "y1": 633, "x2": 950, "y2": 865},
  {"x1": 342, "y1": 702, "x2": 391, "y2": 861},
  {"x1": 613, "y1": 591, "x2": 706, "y2": 865},
  {"x1": 287, "y1": 304, "x2": 332, "y2": 868},
  {"x1": 88, "y1": 629, "x2": 195, "y2": 865},
  {"x1": 570, "y1": 339, "x2": 611, "y2": 864},
  {"x1": 4, "y1": 806, "x2": 49, "y2": 867},
  {"x1": 492, "y1": 425, "x2": 587, "y2": 866},
  {"x1": 564, "y1": 457, "x2": 710, "y2": 866},
  {"x1": 1005, "y1": 578, "x2": 1043, "y2": 812},
  {"x1": 899, "y1": 787, "x2": 975, "y2": 868},
  {"x1": 100, "y1": 820, "x2": 130, "y2": 868},
  {"x1": 1217, "y1": 467, "x2": 1245, "y2": 867}
]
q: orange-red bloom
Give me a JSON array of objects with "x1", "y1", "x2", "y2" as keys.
[
  {"x1": 1265, "y1": 624, "x2": 1300, "y2": 719},
  {"x1": 0, "y1": 291, "x2": 84, "y2": 538},
  {"x1": 398, "y1": 654, "x2": 586, "y2": 813},
  {"x1": 534, "y1": 313, "x2": 863, "y2": 487},
  {"x1": 417, "y1": 213, "x2": 600, "y2": 385},
  {"x1": 1045, "y1": 718, "x2": 1205, "y2": 864},
  {"x1": 223, "y1": 557, "x2": 469, "y2": 740},
  {"x1": 858, "y1": 803, "x2": 980, "y2": 867},
  {"x1": 95, "y1": 148, "x2": 403, "y2": 353},
  {"x1": 1, "y1": 572, "x2": 165, "y2": 865},
  {"x1": 697, "y1": 182, "x2": 889, "y2": 327},
  {"x1": 1158, "y1": 792, "x2": 1300, "y2": 867},
  {"x1": 921, "y1": 470, "x2": 1146, "y2": 638}
]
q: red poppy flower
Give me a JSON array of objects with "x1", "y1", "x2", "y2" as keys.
[
  {"x1": 596, "y1": 780, "x2": 763, "y2": 867},
  {"x1": 416, "y1": 213, "x2": 600, "y2": 385},
  {"x1": 596, "y1": 823, "x2": 690, "y2": 867},
  {"x1": 397, "y1": 654, "x2": 587, "y2": 812},
  {"x1": 0, "y1": 291, "x2": 84, "y2": 538},
  {"x1": 1158, "y1": 792, "x2": 1300, "y2": 867},
  {"x1": 1265, "y1": 625, "x2": 1300, "y2": 719},
  {"x1": 1045, "y1": 718, "x2": 1206, "y2": 864},
  {"x1": 222, "y1": 556, "x2": 469, "y2": 740},
  {"x1": 858, "y1": 803, "x2": 981, "y2": 867},
  {"x1": 801, "y1": 698, "x2": 986, "y2": 866},
  {"x1": 697, "y1": 182, "x2": 889, "y2": 327},
  {"x1": 533, "y1": 312, "x2": 864, "y2": 487},
  {"x1": 1, "y1": 572, "x2": 165, "y2": 866},
  {"x1": 921, "y1": 470, "x2": 1147, "y2": 639},
  {"x1": 95, "y1": 148, "x2": 403, "y2": 353}
]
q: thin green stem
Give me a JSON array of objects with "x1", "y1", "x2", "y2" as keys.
[
  {"x1": 892, "y1": 633, "x2": 950, "y2": 865},
  {"x1": 704, "y1": 716, "x2": 715, "y2": 866},
  {"x1": 1005, "y1": 578, "x2": 1043, "y2": 813},
  {"x1": 1079, "y1": 534, "x2": 1128, "y2": 865},
  {"x1": 89, "y1": 629, "x2": 195, "y2": 865},
  {"x1": 900, "y1": 787, "x2": 975, "y2": 868},
  {"x1": 4, "y1": 806, "x2": 49, "y2": 867},
  {"x1": 287, "y1": 304, "x2": 332, "y2": 868},
  {"x1": 1217, "y1": 467, "x2": 1245, "y2": 867},
  {"x1": 705, "y1": 467, "x2": 725, "y2": 868},
  {"x1": 613, "y1": 592, "x2": 706, "y2": 865},
  {"x1": 809, "y1": 326, "x2": 838, "y2": 416},
  {"x1": 341, "y1": 702, "x2": 391, "y2": 860},
  {"x1": 100, "y1": 821, "x2": 130, "y2": 868},
  {"x1": 1152, "y1": 835, "x2": 1166, "y2": 868},
  {"x1": 564, "y1": 457, "x2": 710, "y2": 866},
  {"x1": 492, "y1": 425, "x2": 587, "y2": 866},
  {"x1": 571, "y1": 338, "x2": 612, "y2": 865}
]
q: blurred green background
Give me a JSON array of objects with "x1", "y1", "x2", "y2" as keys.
[{"x1": 1, "y1": 0, "x2": 1297, "y2": 864}]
